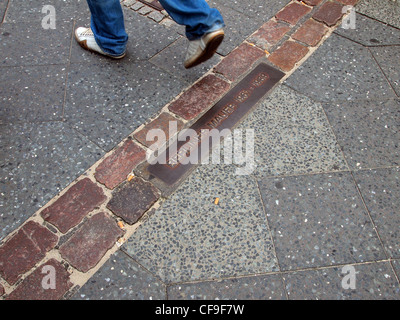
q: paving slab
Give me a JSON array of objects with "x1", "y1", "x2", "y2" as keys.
[
  {"x1": 284, "y1": 34, "x2": 396, "y2": 102},
  {"x1": 356, "y1": 0, "x2": 400, "y2": 29},
  {"x1": 370, "y1": 46, "x2": 400, "y2": 97},
  {"x1": 72, "y1": 250, "x2": 166, "y2": 300},
  {"x1": 237, "y1": 85, "x2": 348, "y2": 178},
  {"x1": 123, "y1": 164, "x2": 278, "y2": 284},
  {"x1": 335, "y1": 13, "x2": 400, "y2": 46},
  {"x1": 283, "y1": 262, "x2": 400, "y2": 300},
  {"x1": 257, "y1": 172, "x2": 386, "y2": 271},
  {"x1": 0, "y1": 122, "x2": 104, "y2": 240},
  {"x1": 353, "y1": 168, "x2": 400, "y2": 259},
  {"x1": 0, "y1": 20, "x2": 73, "y2": 67},
  {"x1": 323, "y1": 98, "x2": 400, "y2": 170},
  {"x1": 3, "y1": 0, "x2": 89, "y2": 23},
  {"x1": 210, "y1": 0, "x2": 291, "y2": 21},
  {"x1": 168, "y1": 274, "x2": 286, "y2": 300},
  {"x1": 0, "y1": 65, "x2": 67, "y2": 123},
  {"x1": 392, "y1": 260, "x2": 400, "y2": 280},
  {"x1": 0, "y1": 0, "x2": 8, "y2": 23},
  {"x1": 64, "y1": 60, "x2": 186, "y2": 151}
]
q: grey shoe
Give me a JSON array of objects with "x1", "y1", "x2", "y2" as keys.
[{"x1": 184, "y1": 29, "x2": 224, "y2": 69}]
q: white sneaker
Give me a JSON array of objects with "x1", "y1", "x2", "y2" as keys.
[
  {"x1": 184, "y1": 29, "x2": 224, "y2": 69},
  {"x1": 74, "y1": 27, "x2": 126, "y2": 59}
]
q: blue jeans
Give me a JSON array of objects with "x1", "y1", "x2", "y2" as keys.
[{"x1": 86, "y1": 0, "x2": 225, "y2": 57}]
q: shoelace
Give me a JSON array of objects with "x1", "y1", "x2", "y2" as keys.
[{"x1": 80, "y1": 29, "x2": 94, "y2": 37}]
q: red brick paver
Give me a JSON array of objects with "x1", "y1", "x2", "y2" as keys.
[
  {"x1": 134, "y1": 112, "x2": 184, "y2": 148},
  {"x1": 292, "y1": 18, "x2": 329, "y2": 46},
  {"x1": 107, "y1": 178, "x2": 160, "y2": 225},
  {"x1": 276, "y1": 2, "x2": 312, "y2": 25},
  {"x1": 59, "y1": 212, "x2": 124, "y2": 273},
  {"x1": 214, "y1": 43, "x2": 265, "y2": 81},
  {"x1": 301, "y1": 0, "x2": 323, "y2": 6},
  {"x1": 6, "y1": 259, "x2": 73, "y2": 300},
  {"x1": 40, "y1": 178, "x2": 107, "y2": 234},
  {"x1": 0, "y1": 221, "x2": 58, "y2": 285},
  {"x1": 95, "y1": 139, "x2": 146, "y2": 190},
  {"x1": 249, "y1": 20, "x2": 291, "y2": 50},
  {"x1": 169, "y1": 75, "x2": 230, "y2": 120},
  {"x1": 268, "y1": 40, "x2": 309, "y2": 72},
  {"x1": 336, "y1": 0, "x2": 358, "y2": 6},
  {"x1": 313, "y1": 1, "x2": 345, "y2": 26}
]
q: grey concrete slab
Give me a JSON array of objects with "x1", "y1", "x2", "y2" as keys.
[
  {"x1": 0, "y1": 121, "x2": 104, "y2": 241},
  {"x1": 72, "y1": 250, "x2": 166, "y2": 300},
  {"x1": 335, "y1": 13, "x2": 400, "y2": 46},
  {"x1": 257, "y1": 172, "x2": 386, "y2": 271},
  {"x1": 168, "y1": 274, "x2": 286, "y2": 300},
  {"x1": 210, "y1": 0, "x2": 291, "y2": 20},
  {"x1": 392, "y1": 260, "x2": 400, "y2": 280},
  {"x1": 356, "y1": 0, "x2": 400, "y2": 29},
  {"x1": 283, "y1": 262, "x2": 400, "y2": 300},
  {"x1": 236, "y1": 85, "x2": 348, "y2": 178},
  {"x1": 0, "y1": 65, "x2": 67, "y2": 123},
  {"x1": 0, "y1": 20, "x2": 73, "y2": 67},
  {"x1": 123, "y1": 164, "x2": 278, "y2": 284},
  {"x1": 371, "y1": 46, "x2": 400, "y2": 97},
  {"x1": 71, "y1": 8, "x2": 180, "y2": 63},
  {"x1": 285, "y1": 34, "x2": 396, "y2": 102},
  {"x1": 150, "y1": 37, "x2": 222, "y2": 84},
  {"x1": 64, "y1": 60, "x2": 186, "y2": 151},
  {"x1": 323, "y1": 98, "x2": 400, "y2": 170},
  {"x1": 0, "y1": 0, "x2": 8, "y2": 23},
  {"x1": 4, "y1": 0, "x2": 88, "y2": 23},
  {"x1": 353, "y1": 168, "x2": 400, "y2": 259}
]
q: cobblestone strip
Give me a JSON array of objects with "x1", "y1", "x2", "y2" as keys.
[
  {"x1": 121, "y1": 0, "x2": 172, "y2": 26},
  {"x1": 0, "y1": 0, "x2": 360, "y2": 299}
]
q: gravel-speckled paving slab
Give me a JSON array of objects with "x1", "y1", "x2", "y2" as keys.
[
  {"x1": 237, "y1": 85, "x2": 348, "y2": 178},
  {"x1": 283, "y1": 261, "x2": 400, "y2": 300},
  {"x1": 353, "y1": 167, "x2": 400, "y2": 259},
  {"x1": 257, "y1": 172, "x2": 386, "y2": 271},
  {"x1": 284, "y1": 34, "x2": 396, "y2": 102},
  {"x1": 335, "y1": 13, "x2": 400, "y2": 47},
  {"x1": 168, "y1": 274, "x2": 286, "y2": 300},
  {"x1": 356, "y1": 0, "x2": 400, "y2": 29},
  {"x1": 72, "y1": 250, "x2": 166, "y2": 300},
  {"x1": 123, "y1": 164, "x2": 278, "y2": 284},
  {"x1": 323, "y1": 98, "x2": 400, "y2": 170}
]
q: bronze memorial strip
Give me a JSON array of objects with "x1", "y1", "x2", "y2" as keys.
[{"x1": 146, "y1": 63, "x2": 285, "y2": 185}]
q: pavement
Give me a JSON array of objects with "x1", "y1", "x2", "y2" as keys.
[{"x1": 0, "y1": 0, "x2": 399, "y2": 300}]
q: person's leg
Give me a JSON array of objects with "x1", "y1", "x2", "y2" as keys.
[
  {"x1": 158, "y1": 0, "x2": 225, "y2": 40},
  {"x1": 159, "y1": 0, "x2": 225, "y2": 68},
  {"x1": 76, "y1": 0, "x2": 128, "y2": 57}
]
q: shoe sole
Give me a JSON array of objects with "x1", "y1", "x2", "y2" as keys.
[
  {"x1": 184, "y1": 31, "x2": 224, "y2": 69},
  {"x1": 75, "y1": 31, "x2": 126, "y2": 60}
]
